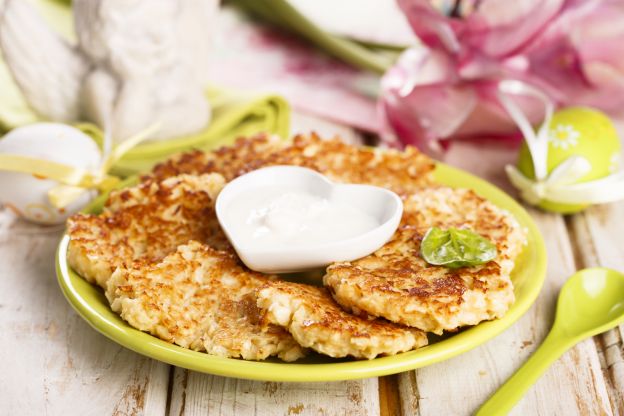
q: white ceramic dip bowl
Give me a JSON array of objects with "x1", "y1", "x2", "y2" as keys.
[{"x1": 215, "y1": 166, "x2": 403, "y2": 273}]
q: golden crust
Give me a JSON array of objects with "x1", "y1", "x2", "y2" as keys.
[
  {"x1": 67, "y1": 174, "x2": 229, "y2": 288},
  {"x1": 324, "y1": 187, "x2": 526, "y2": 334},
  {"x1": 148, "y1": 133, "x2": 436, "y2": 196},
  {"x1": 257, "y1": 280, "x2": 427, "y2": 359},
  {"x1": 148, "y1": 134, "x2": 285, "y2": 182},
  {"x1": 106, "y1": 241, "x2": 306, "y2": 361}
]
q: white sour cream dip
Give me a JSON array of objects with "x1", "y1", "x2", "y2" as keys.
[{"x1": 226, "y1": 186, "x2": 379, "y2": 248}]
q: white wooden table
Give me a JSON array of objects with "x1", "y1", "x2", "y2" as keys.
[{"x1": 1, "y1": 112, "x2": 622, "y2": 415}]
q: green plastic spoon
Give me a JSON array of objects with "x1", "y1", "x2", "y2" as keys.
[{"x1": 477, "y1": 267, "x2": 624, "y2": 416}]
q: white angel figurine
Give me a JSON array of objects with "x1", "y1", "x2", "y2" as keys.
[{"x1": 0, "y1": 0, "x2": 218, "y2": 142}]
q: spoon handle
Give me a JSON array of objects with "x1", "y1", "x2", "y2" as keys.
[{"x1": 476, "y1": 330, "x2": 572, "y2": 416}]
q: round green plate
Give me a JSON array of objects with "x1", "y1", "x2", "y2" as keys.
[{"x1": 56, "y1": 163, "x2": 547, "y2": 381}]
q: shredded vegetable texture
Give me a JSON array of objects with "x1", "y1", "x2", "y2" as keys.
[{"x1": 420, "y1": 227, "x2": 497, "y2": 268}]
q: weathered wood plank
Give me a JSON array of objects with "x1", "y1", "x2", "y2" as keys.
[
  {"x1": 0, "y1": 225, "x2": 170, "y2": 415},
  {"x1": 378, "y1": 375, "x2": 402, "y2": 416},
  {"x1": 569, "y1": 202, "x2": 624, "y2": 415},
  {"x1": 168, "y1": 367, "x2": 379, "y2": 416},
  {"x1": 397, "y1": 143, "x2": 612, "y2": 415}
]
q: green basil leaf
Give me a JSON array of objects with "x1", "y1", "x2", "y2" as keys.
[{"x1": 420, "y1": 227, "x2": 497, "y2": 268}]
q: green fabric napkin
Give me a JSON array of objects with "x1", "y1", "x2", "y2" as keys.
[
  {"x1": 85, "y1": 88, "x2": 290, "y2": 176},
  {"x1": 0, "y1": 0, "x2": 291, "y2": 177}
]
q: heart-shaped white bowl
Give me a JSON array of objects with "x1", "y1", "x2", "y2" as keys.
[{"x1": 215, "y1": 166, "x2": 403, "y2": 273}]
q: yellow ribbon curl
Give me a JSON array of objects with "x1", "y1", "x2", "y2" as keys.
[{"x1": 0, "y1": 124, "x2": 160, "y2": 208}]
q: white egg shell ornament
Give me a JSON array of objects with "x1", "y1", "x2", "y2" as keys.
[{"x1": 0, "y1": 123, "x2": 102, "y2": 224}]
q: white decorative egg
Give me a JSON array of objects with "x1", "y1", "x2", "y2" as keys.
[{"x1": 0, "y1": 123, "x2": 102, "y2": 224}]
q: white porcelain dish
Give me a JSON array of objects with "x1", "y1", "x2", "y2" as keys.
[{"x1": 215, "y1": 166, "x2": 403, "y2": 273}]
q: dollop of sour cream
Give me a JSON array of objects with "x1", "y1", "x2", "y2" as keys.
[{"x1": 226, "y1": 186, "x2": 379, "y2": 247}]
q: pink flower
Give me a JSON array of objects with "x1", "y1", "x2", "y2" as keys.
[{"x1": 380, "y1": 0, "x2": 624, "y2": 153}]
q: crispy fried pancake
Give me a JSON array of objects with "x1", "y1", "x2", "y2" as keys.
[
  {"x1": 257, "y1": 280, "x2": 427, "y2": 359},
  {"x1": 107, "y1": 241, "x2": 305, "y2": 361},
  {"x1": 67, "y1": 174, "x2": 229, "y2": 288},
  {"x1": 148, "y1": 133, "x2": 436, "y2": 196},
  {"x1": 401, "y1": 187, "x2": 525, "y2": 276},
  {"x1": 149, "y1": 134, "x2": 285, "y2": 182},
  {"x1": 324, "y1": 187, "x2": 526, "y2": 334}
]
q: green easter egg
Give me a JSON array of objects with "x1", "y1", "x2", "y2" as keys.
[{"x1": 517, "y1": 107, "x2": 621, "y2": 214}]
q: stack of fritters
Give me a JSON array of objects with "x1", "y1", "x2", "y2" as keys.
[
  {"x1": 106, "y1": 241, "x2": 306, "y2": 361},
  {"x1": 67, "y1": 133, "x2": 526, "y2": 361},
  {"x1": 324, "y1": 187, "x2": 524, "y2": 335},
  {"x1": 67, "y1": 174, "x2": 229, "y2": 288},
  {"x1": 257, "y1": 281, "x2": 427, "y2": 359}
]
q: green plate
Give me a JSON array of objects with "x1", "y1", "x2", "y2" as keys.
[{"x1": 56, "y1": 163, "x2": 547, "y2": 381}]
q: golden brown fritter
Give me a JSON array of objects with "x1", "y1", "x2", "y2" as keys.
[
  {"x1": 148, "y1": 134, "x2": 285, "y2": 182},
  {"x1": 147, "y1": 133, "x2": 436, "y2": 196},
  {"x1": 324, "y1": 187, "x2": 526, "y2": 334},
  {"x1": 67, "y1": 174, "x2": 229, "y2": 288},
  {"x1": 107, "y1": 241, "x2": 305, "y2": 361},
  {"x1": 257, "y1": 280, "x2": 427, "y2": 359}
]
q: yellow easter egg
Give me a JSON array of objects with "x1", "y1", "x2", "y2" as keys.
[{"x1": 517, "y1": 107, "x2": 621, "y2": 213}]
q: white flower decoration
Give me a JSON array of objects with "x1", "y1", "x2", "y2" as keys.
[
  {"x1": 548, "y1": 124, "x2": 580, "y2": 150},
  {"x1": 610, "y1": 152, "x2": 621, "y2": 174}
]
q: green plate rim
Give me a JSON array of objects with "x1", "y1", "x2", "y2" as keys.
[{"x1": 55, "y1": 162, "x2": 547, "y2": 382}]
